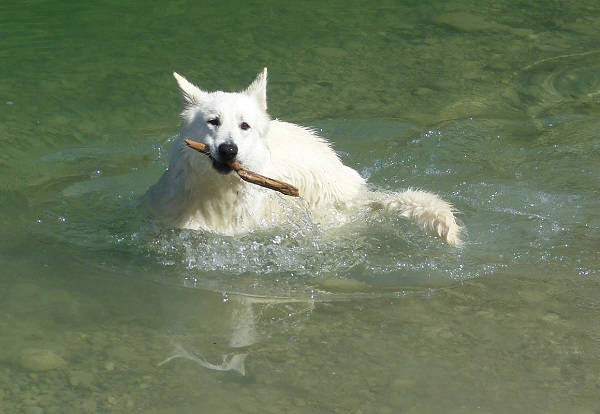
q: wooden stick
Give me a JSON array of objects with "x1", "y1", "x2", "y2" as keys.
[{"x1": 184, "y1": 139, "x2": 300, "y2": 197}]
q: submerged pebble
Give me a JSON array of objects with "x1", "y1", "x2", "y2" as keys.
[
  {"x1": 81, "y1": 399, "x2": 97, "y2": 413},
  {"x1": 19, "y1": 349, "x2": 66, "y2": 372},
  {"x1": 104, "y1": 361, "x2": 115, "y2": 372},
  {"x1": 541, "y1": 312, "x2": 561, "y2": 323},
  {"x1": 412, "y1": 86, "x2": 435, "y2": 96},
  {"x1": 433, "y1": 12, "x2": 507, "y2": 32},
  {"x1": 69, "y1": 370, "x2": 95, "y2": 389}
]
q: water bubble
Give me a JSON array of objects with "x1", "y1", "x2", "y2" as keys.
[
  {"x1": 182, "y1": 276, "x2": 198, "y2": 288},
  {"x1": 142, "y1": 194, "x2": 476, "y2": 297}
]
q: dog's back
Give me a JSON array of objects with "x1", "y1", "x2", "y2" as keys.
[{"x1": 264, "y1": 120, "x2": 365, "y2": 209}]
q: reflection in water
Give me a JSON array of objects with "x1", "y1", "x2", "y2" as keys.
[
  {"x1": 159, "y1": 293, "x2": 316, "y2": 376},
  {"x1": 159, "y1": 343, "x2": 248, "y2": 376}
]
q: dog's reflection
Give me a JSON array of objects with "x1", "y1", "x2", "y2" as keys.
[{"x1": 159, "y1": 292, "x2": 315, "y2": 375}]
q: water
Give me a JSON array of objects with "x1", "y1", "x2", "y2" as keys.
[{"x1": 1, "y1": 1, "x2": 599, "y2": 412}]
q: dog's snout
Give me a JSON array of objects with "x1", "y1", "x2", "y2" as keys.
[{"x1": 218, "y1": 143, "x2": 238, "y2": 161}]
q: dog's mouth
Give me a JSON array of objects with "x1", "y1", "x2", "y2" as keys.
[
  {"x1": 211, "y1": 158, "x2": 234, "y2": 175},
  {"x1": 185, "y1": 141, "x2": 235, "y2": 174}
]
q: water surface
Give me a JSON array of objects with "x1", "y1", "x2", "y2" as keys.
[{"x1": 1, "y1": 1, "x2": 599, "y2": 413}]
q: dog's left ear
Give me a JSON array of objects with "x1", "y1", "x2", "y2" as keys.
[{"x1": 246, "y1": 68, "x2": 268, "y2": 111}]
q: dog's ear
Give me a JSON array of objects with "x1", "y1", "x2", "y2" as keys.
[
  {"x1": 173, "y1": 72, "x2": 205, "y2": 105},
  {"x1": 245, "y1": 68, "x2": 268, "y2": 111}
]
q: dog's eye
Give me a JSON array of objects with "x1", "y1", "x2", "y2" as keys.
[
  {"x1": 207, "y1": 118, "x2": 220, "y2": 127},
  {"x1": 240, "y1": 122, "x2": 250, "y2": 130}
]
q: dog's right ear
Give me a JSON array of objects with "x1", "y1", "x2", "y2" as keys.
[
  {"x1": 245, "y1": 68, "x2": 268, "y2": 111},
  {"x1": 173, "y1": 72, "x2": 206, "y2": 105}
]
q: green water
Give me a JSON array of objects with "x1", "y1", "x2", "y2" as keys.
[{"x1": 2, "y1": 0, "x2": 600, "y2": 412}]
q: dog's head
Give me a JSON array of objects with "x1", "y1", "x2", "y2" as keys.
[{"x1": 173, "y1": 69, "x2": 271, "y2": 174}]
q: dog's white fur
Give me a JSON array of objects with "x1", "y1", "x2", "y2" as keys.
[{"x1": 143, "y1": 69, "x2": 462, "y2": 246}]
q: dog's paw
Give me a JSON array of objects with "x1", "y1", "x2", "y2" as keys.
[{"x1": 436, "y1": 215, "x2": 462, "y2": 247}]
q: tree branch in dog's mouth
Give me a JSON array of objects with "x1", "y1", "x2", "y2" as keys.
[{"x1": 184, "y1": 139, "x2": 300, "y2": 197}]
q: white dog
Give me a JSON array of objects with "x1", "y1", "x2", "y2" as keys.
[{"x1": 143, "y1": 69, "x2": 462, "y2": 246}]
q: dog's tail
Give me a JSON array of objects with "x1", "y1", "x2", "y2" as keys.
[{"x1": 366, "y1": 189, "x2": 463, "y2": 247}]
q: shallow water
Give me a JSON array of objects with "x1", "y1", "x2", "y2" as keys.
[{"x1": 1, "y1": 1, "x2": 600, "y2": 413}]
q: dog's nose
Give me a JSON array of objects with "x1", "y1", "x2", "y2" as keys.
[{"x1": 218, "y1": 142, "x2": 238, "y2": 161}]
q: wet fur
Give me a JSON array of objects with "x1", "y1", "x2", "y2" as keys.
[{"x1": 143, "y1": 69, "x2": 462, "y2": 246}]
